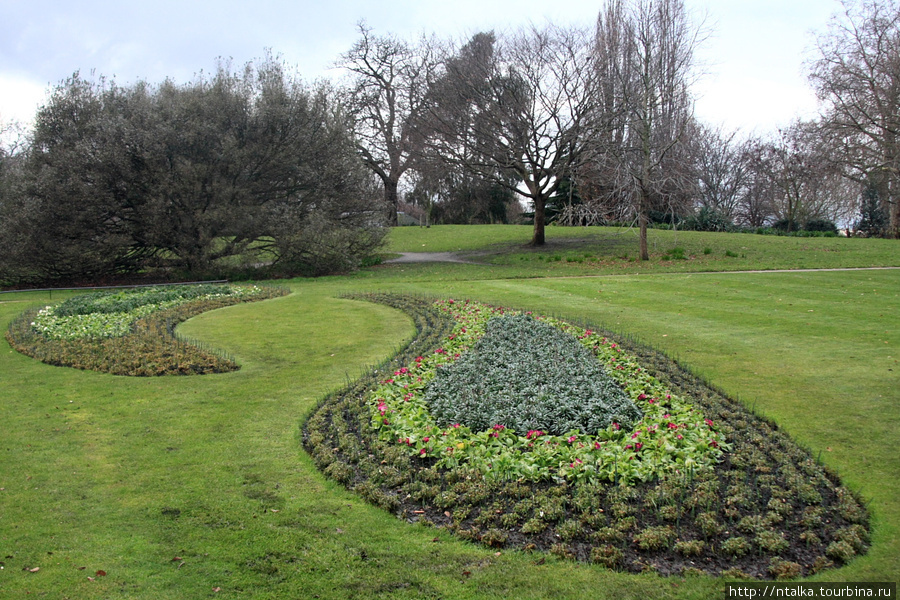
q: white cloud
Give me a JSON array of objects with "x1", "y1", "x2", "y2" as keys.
[{"x1": 0, "y1": 73, "x2": 46, "y2": 127}]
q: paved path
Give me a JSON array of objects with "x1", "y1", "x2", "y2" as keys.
[{"x1": 384, "y1": 252, "x2": 479, "y2": 264}]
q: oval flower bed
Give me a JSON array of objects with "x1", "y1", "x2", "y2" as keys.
[
  {"x1": 304, "y1": 294, "x2": 870, "y2": 580},
  {"x1": 6, "y1": 283, "x2": 288, "y2": 375}
]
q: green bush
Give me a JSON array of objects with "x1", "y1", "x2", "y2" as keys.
[
  {"x1": 680, "y1": 207, "x2": 735, "y2": 232},
  {"x1": 424, "y1": 314, "x2": 642, "y2": 435},
  {"x1": 805, "y1": 219, "x2": 838, "y2": 234}
]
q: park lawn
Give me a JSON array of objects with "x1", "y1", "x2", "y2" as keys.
[
  {"x1": 382, "y1": 224, "x2": 900, "y2": 278},
  {"x1": 0, "y1": 228, "x2": 898, "y2": 598}
]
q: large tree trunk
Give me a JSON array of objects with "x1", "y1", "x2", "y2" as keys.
[
  {"x1": 531, "y1": 196, "x2": 546, "y2": 246},
  {"x1": 639, "y1": 210, "x2": 649, "y2": 260},
  {"x1": 384, "y1": 178, "x2": 399, "y2": 226}
]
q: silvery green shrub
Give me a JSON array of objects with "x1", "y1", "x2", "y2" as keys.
[{"x1": 424, "y1": 314, "x2": 642, "y2": 435}]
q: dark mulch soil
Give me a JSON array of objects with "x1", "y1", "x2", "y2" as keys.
[{"x1": 302, "y1": 294, "x2": 869, "y2": 580}]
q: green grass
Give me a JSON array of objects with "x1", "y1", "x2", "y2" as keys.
[
  {"x1": 1, "y1": 226, "x2": 898, "y2": 598},
  {"x1": 382, "y1": 225, "x2": 900, "y2": 278}
]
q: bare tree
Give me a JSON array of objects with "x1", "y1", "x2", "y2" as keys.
[
  {"x1": 690, "y1": 123, "x2": 750, "y2": 221},
  {"x1": 590, "y1": 0, "x2": 703, "y2": 259},
  {"x1": 422, "y1": 25, "x2": 600, "y2": 245},
  {"x1": 743, "y1": 122, "x2": 856, "y2": 231},
  {"x1": 338, "y1": 24, "x2": 438, "y2": 225},
  {"x1": 810, "y1": 0, "x2": 900, "y2": 237}
]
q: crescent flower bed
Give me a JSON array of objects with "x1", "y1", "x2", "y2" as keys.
[
  {"x1": 6, "y1": 283, "x2": 288, "y2": 375},
  {"x1": 29, "y1": 284, "x2": 269, "y2": 340},
  {"x1": 304, "y1": 294, "x2": 870, "y2": 580}
]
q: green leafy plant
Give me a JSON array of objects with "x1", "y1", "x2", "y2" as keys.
[{"x1": 425, "y1": 314, "x2": 642, "y2": 434}]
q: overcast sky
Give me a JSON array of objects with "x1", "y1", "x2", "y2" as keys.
[{"x1": 1, "y1": 0, "x2": 842, "y2": 139}]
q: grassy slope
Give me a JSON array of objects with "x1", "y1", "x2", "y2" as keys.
[
  {"x1": 385, "y1": 224, "x2": 900, "y2": 275},
  {"x1": 0, "y1": 226, "x2": 897, "y2": 598}
]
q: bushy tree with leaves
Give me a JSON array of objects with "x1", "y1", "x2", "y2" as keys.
[{"x1": 2, "y1": 58, "x2": 384, "y2": 286}]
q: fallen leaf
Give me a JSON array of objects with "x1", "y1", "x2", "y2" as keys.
[
  {"x1": 77, "y1": 566, "x2": 86, "y2": 570},
  {"x1": 213, "y1": 587, "x2": 222, "y2": 592},
  {"x1": 172, "y1": 556, "x2": 182, "y2": 562},
  {"x1": 27, "y1": 567, "x2": 40, "y2": 573},
  {"x1": 96, "y1": 569, "x2": 107, "y2": 576},
  {"x1": 87, "y1": 576, "x2": 95, "y2": 582}
]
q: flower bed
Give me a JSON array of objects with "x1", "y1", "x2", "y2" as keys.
[
  {"x1": 369, "y1": 300, "x2": 726, "y2": 485},
  {"x1": 304, "y1": 294, "x2": 869, "y2": 579},
  {"x1": 31, "y1": 284, "x2": 265, "y2": 340},
  {"x1": 6, "y1": 284, "x2": 288, "y2": 375}
]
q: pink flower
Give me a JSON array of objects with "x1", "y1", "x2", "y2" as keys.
[
  {"x1": 420, "y1": 448, "x2": 427, "y2": 456},
  {"x1": 567, "y1": 435, "x2": 578, "y2": 443},
  {"x1": 612, "y1": 422, "x2": 620, "y2": 431},
  {"x1": 705, "y1": 419, "x2": 715, "y2": 427}
]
